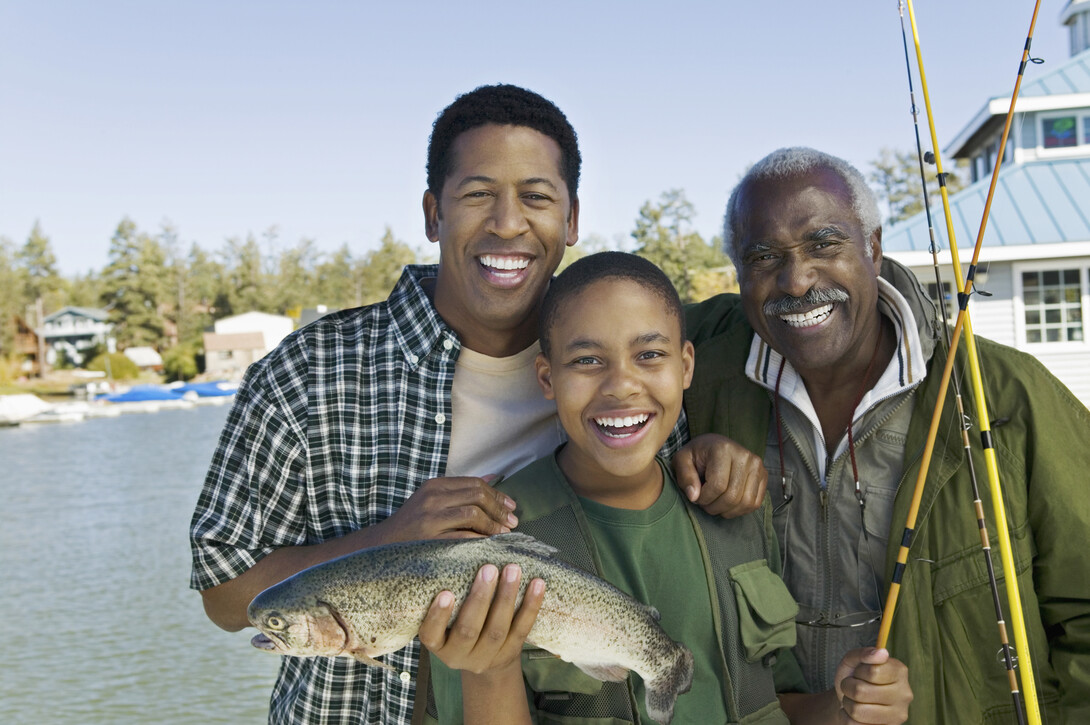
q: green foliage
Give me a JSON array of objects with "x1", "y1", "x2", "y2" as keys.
[
  {"x1": 0, "y1": 237, "x2": 20, "y2": 355},
  {"x1": 631, "y1": 189, "x2": 734, "y2": 303},
  {"x1": 315, "y1": 243, "x2": 360, "y2": 308},
  {"x1": 162, "y1": 344, "x2": 198, "y2": 382},
  {"x1": 358, "y1": 227, "x2": 416, "y2": 305},
  {"x1": 54, "y1": 348, "x2": 78, "y2": 370},
  {"x1": 101, "y1": 218, "x2": 169, "y2": 349},
  {"x1": 869, "y1": 148, "x2": 968, "y2": 225},
  {"x1": 18, "y1": 221, "x2": 63, "y2": 303},
  {"x1": 86, "y1": 352, "x2": 141, "y2": 380},
  {"x1": 0, "y1": 352, "x2": 19, "y2": 386}
]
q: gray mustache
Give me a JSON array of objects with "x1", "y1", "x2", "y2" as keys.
[{"x1": 764, "y1": 288, "x2": 849, "y2": 316}]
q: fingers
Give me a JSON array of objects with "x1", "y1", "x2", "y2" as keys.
[
  {"x1": 418, "y1": 589, "x2": 457, "y2": 651},
  {"x1": 838, "y1": 649, "x2": 912, "y2": 725},
  {"x1": 421, "y1": 564, "x2": 545, "y2": 675},
  {"x1": 394, "y1": 476, "x2": 519, "y2": 540},
  {"x1": 671, "y1": 446, "x2": 704, "y2": 503},
  {"x1": 699, "y1": 451, "x2": 767, "y2": 517},
  {"x1": 678, "y1": 434, "x2": 767, "y2": 518}
]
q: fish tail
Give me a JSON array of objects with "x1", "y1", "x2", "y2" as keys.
[{"x1": 644, "y1": 643, "x2": 693, "y2": 725}]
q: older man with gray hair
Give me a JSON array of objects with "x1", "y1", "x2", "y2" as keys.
[{"x1": 683, "y1": 146, "x2": 1090, "y2": 723}]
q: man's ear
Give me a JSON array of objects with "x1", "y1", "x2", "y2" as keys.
[
  {"x1": 870, "y1": 226, "x2": 883, "y2": 274},
  {"x1": 535, "y1": 353, "x2": 555, "y2": 399},
  {"x1": 565, "y1": 197, "x2": 580, "y2": 248},
  {"x1": 423, "y1": 190, "x2": 440, "y2": 243}
]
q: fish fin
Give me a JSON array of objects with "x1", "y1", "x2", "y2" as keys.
[
  {"x1": 648, "y1": 604, "x2": 662, "y2": 622},
  {"x1": 349, "y1": 651, "x2": 397, "y2": 672},
  {"x1": 487, "y1": 532, "x2": 559, "y2": 558},
  {"x1": 643, "y1": 644, "x2": 694, "y2": 725},
  {"x1": 572, "y1": 662, "x2": 630, "y2": 682}
]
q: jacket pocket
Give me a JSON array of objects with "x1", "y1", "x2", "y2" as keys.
[{"x1": 730, "y1": 560, "x2": 799, "y2": 662}]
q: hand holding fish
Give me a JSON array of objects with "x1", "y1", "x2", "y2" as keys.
[
  {"x1": 673, "y1": 433, "x2": 768, "y2": 518},
  {"x1": 248, "y1": 534, "x2": 694, "y2": 723},
  {"x1": 381, "y1": 475, "x2": 519, "y2": 541},
  {"x1": 834, "y1": 647, "x2": 912, "y2": 725},
  {"x1": 418, "y1": 562, "x2": 546, "y2": 674}
]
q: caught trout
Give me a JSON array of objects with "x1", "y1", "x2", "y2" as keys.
[{"x1": 248, "y1": 532, "x2": 694, "y2": 724}]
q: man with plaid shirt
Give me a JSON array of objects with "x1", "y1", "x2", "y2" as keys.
[{"x1": 189, "y1": 84, "x2": 584, "y2": 724}]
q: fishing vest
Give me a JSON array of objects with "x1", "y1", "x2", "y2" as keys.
[{"x1": 427, "y1": 456, "x2": 796, "y2": 725}]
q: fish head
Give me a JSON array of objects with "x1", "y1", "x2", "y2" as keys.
[{"x1": 248, "y1": 601, "x2": 348, "y2": 657}]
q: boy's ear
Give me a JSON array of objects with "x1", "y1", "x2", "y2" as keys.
[
  {"x1": 681, "y1": 340, "x2": 695, "y2": 390},
  {"x1": 535, "y1": 353, "x2": 555, "y2": 399}
]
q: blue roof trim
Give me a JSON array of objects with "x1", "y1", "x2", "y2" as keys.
[
  {"x1": 883, "y1": 157, "x2": 1090, "y2": 252},
  {"x1": 1020, "y1": 49, "x2": 1090, "y2": 97}
]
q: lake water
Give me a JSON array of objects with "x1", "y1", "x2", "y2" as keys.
[{"x1": 0, "y1": 403, "x2": 280, "y2": 724}]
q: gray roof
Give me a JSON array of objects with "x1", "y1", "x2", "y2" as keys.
[
  {"x1": 882, "y1": 156, "x2": 1090, "y2": 253},
  {"x1": 42, "y1": 306, "x2": 110, "y2": 323},
  {"x1": 1020, "y1": 48, "x2": 1090, "y2": 97}
]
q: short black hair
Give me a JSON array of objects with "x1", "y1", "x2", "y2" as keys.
[
  {"x1": 539, "y1": 252, "x2": 684, "y2": 358},
  {"x1": 427, "y1": 84, "x2": 581, "y2": 200}
]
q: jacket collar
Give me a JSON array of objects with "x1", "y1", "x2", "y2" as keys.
[{"x1": 744, "y1": 259, "x2": 936, "y2": 454}]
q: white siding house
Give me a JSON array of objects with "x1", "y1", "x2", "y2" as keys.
[
  {"x1": 40, "y1": 306, "x2": 115, "y2": 366},
  {"x1": 883, "y1": 1, "x2": 1090, "y2": 405},
  {"x1": 201, "y1": 311, "x2": 293, "y2": 380}
]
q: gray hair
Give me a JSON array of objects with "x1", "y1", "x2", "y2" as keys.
[{"x1": 722, "y1": 147, "x2": 881, "y2": 268}]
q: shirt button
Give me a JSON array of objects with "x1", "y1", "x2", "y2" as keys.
[
  {"x1": 399, "y1": 671, "x2": 411, "y2": 683},
  {"x1": 435, "y1": 413, "x2": 447, "y2": 424},
  {"x1": 443, "y1": 339, "x2": 454, "y2": 350},
  {"x1": 408, "y1": 353, "x2": 419, "y2": 364}
]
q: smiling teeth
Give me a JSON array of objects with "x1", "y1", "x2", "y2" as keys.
[
  {"x1": 781, "y1": 304, "x2": 833, "y2": 328},
  {"x1": 595, "y1": 413, "x2": 650, "y2": 428},
  {"x1": 480, "y1": 255, "x2": 529, "y2": 271}
]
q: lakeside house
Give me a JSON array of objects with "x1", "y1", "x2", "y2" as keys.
[
  {"x1": 202, "y1": 311, "x2": 293, "y2": 380},
  {"x1": 40, "y1": 306, "x2": 115, "y2": 367},
  {"x1": 8, "y1": 315, "x2": 43, "y2": 375},
  {"x1": 883, "y1": 0, "x2": 1090, "y2": 405}
]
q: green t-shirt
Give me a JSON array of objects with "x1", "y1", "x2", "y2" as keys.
[{"x1": 579, "y1": 461, "x2": 730, "y2": 723}]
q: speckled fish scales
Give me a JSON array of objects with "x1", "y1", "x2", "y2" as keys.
[{"x1": 248, "y1": 532, "x2": 694, "y2": 724}]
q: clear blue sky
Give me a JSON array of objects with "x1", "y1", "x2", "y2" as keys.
[{"x1": 0, "y1": 1, "x2": 1068, "y2": 276}]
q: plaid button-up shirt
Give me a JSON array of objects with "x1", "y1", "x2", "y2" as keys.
[
  {"x1": 191, "y1": 265, "x2": 467, "y2": 725},
  {"x1": 190, "y1": 263, "x2": 689, "y2": 725}
]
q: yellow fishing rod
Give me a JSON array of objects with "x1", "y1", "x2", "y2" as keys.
[
  {"x1": 885, "y1": 3, "x2": 1026, "y2": 722},
  {"x1": 876, "y1": 1, "x2": 1044, "y2": 723}
]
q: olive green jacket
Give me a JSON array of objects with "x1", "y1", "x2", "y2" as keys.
[{"x1": 683, "y1": 260, "x2": 1090, "y2": 724}]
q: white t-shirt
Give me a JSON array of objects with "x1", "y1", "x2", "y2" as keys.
[{"x1": 443, "y1": 341, "x2": 565, "y2": 478}]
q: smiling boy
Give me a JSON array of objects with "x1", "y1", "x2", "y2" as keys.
[{"x1": 423, "y1": 251, "x2": 801, "y2": 724}]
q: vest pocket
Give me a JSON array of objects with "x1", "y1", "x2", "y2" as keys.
[
  {"x1": 523, "y1": 649, "x2": 606, "y2": 696},
  {"x1": 729, "y1": 560, "x2": 799, "y2": 662}
]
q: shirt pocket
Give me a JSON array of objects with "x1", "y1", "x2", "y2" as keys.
[{"x1": 729, "y1": 560, "x2": 799, "y2": 662}]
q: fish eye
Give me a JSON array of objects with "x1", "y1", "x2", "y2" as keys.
[{"x1": 265, "y1": 613, "x2": 286, "y2": 630}]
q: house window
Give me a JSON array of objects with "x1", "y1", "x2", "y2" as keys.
[
  {"x1": 925, "y1": 281, "x2": 956, "y2": 321},
  {"x1": 1022, "y1": 269, "x2": 1083, "y2": 343},
  {"x1": 1039, "y1": 111, "x2": 1090, "y2": 154},
  {"x1": 1043, "y1": 116, "x2": 1078, "y2": 148}
]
